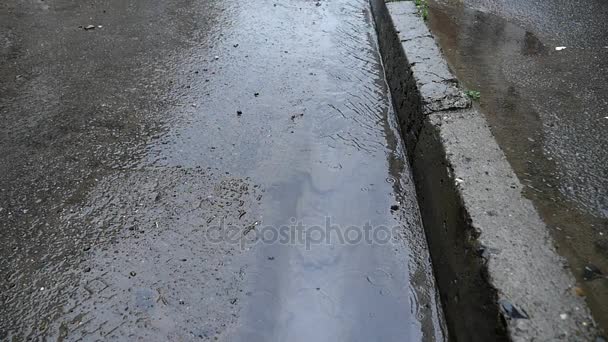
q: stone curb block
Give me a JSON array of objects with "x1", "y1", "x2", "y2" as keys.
[{"x1": 369, "y1": 0, "x2": 600, "y2": 341}]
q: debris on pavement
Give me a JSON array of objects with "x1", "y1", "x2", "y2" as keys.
[
  {"x1": 499, "y1": 299, "x2": 529, "y2": 319},
  {"x1": 573, "y1": 286, "x2": 586, "y2": 297},
  {"x1": 243, "y1": 222, "x2": 258, "y2": 236},
  {"x1": 583, "y1": 264, "x2": 605, "y2": 281}
]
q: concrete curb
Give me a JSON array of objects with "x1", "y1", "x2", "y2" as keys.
[{"x1": 370, "y1": 1, "x2": 600, "y2": 341}]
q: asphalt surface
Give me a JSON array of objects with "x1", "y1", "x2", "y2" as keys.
[
  {"x1": 427, "y1": 0, "x2": 608, "y2": 331},
  {"x1": 0, "y1": 0, "x2": 445, "y2": 340}
]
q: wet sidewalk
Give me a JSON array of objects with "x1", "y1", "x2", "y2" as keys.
[
  {"x1": 0, "y1": 0, "x2": 444, "y2": 340},
  {"x1": 426, "y1": 0, "x2": 608, "y2": 331}
]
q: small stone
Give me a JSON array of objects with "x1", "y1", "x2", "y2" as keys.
[
  {"x1": 84, "y1": 25, "x2": 96, "y2": 30},
  {"x1": 499, "y1": 299, "x2": 529, "y2": 319},
  {"x1": 237, "y1": 110, "x2": 242, "y2": 116},
  {"x1": 130, "y1": 271, "x2": 136, "y2": 277},
  {"x1": 84, "y1": 267, "x2": 91, "y2": 273},
  {"x1": 583, "y1": 264, "x2": 603, "y2": 281},
  {"x1": 390, "y1": 204, "x2": 399, "y2": 211}
]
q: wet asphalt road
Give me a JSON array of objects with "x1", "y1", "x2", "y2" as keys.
[
  {"x1": 0, "y1": 0, "x2": 445, "y2": 340},
  {"x1": 426, "y1": 0, "x2": 608, "y2": 331}
]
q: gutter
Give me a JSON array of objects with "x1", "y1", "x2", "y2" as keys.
[{"x1": 370, "y1": 1, "x2": 601, "y2": 340}]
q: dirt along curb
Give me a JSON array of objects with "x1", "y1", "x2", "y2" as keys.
[{"x1": 369, "y1": 1, "x2": 602, "y2": 341}]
